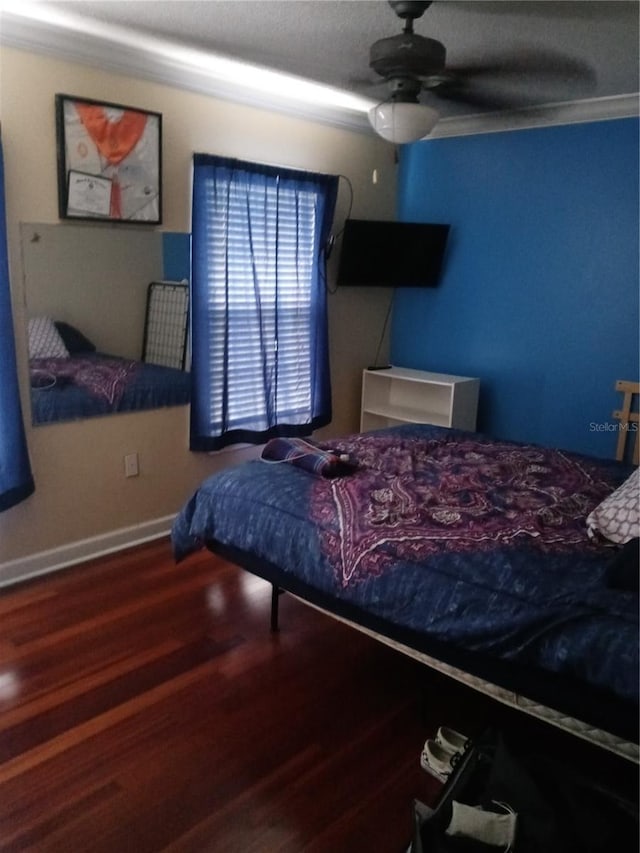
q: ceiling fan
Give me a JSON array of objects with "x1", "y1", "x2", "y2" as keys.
[{"x1": 367, "y1": 0, "x2": 596, "y2": 143}]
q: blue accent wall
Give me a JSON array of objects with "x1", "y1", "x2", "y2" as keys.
[
  {"x1": 393, "y1": 118, "x2": 639, "y2": 458},
  {"x1": 162, "y1": 231, "x2": 191, "y2": 282}
]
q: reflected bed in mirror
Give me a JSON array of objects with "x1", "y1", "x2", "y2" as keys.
[
  {"x1": 28, "y1": 315, "x2": 191, "y2": 425},
  {"x1": 22, "y1": 223, "x2": 191, "y2": 426}
]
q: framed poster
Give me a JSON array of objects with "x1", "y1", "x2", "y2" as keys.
[{"x1": 55, "y1": 94, "x2": 162, "y2": 224}]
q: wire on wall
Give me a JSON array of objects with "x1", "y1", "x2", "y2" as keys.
[
  {"x1": 324, "y1": 173, "x2": 354, "y2": 294},
  {"x1": 371, "y1": 288, "x2": 394, "y2": 369}
]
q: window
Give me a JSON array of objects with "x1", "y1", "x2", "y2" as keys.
[
  {"x1": 0, "y1": 135, "x2": 34, "y2": 511},
  {"x1": 190, "y1": 155, "x2": 338, "y2": 451}
]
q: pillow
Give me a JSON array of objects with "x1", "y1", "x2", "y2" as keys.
[
  {"x1": 28, "y1": 316, "x2": 69, "y2": 359},
  {"x1": 261, "y1": 437, "x2": 357, "y2": 478},
  {"x1": 54, "y1": 321, "x2": 96, "y2": 354},
  {"x1": 587, "y1": 468, "x2": 639, "y2": 544},
  {"x1": 606, "y1": 538, "x2": 639, "y2": 593}
]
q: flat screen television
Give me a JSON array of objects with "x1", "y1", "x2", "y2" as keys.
[{"x1": 336, "y1": 219, "x2": 450, "y2": 288}]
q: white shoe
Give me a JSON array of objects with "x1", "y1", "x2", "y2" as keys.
[
  {"x1": 436, "y1": 726, "x2": 469, "y2": 754},
  {"x1": 420, "y1": 738, "x2": 458, "y2": 782}
]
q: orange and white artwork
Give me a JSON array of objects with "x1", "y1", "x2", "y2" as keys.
[{"x1": 56, "y1": 95, "x2": 162, "y2": 224}]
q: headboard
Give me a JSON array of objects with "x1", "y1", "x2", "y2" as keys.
[{"x1": 613, "y1": 379, "x2": 639, "y2": 464}]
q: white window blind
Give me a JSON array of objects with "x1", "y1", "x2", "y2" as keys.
[{"x1": 202, "y1": 179, "x2": 318, "y2": 434}]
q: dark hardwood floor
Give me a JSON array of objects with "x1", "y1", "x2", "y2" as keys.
[{"x1": 0, "y1": 539, "x2": 636, "y2": 852}]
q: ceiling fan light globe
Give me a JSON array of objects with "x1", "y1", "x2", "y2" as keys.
[{"x1": 368, "y1": 101, "x2": 439, "y2": 144}]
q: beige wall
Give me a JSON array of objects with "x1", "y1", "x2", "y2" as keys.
[{"x1": 0, "y1": 46, "x2": 396, "y2": 575}]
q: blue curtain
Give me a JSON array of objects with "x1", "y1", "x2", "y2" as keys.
[
  {"x1": 190, "y1": 154, "x2": 338, "y2": 451},
  {"x1": 0, "y1": 137, "x2": 34, "y2": 511}
]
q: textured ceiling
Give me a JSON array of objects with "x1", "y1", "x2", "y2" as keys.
[{"x1": 42, "y1": 1, "x2": 639, "y2": 118}]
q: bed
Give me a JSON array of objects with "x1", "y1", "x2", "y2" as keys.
[
  {"x1": 28, "y1": 316, "x2": 190, "y2": 424},
  {"x1": 172, "y1": 394, "x2": 639, "y2": 762}
]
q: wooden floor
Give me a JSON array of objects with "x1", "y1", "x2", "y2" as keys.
[{"x1": 0, "y1": 539, "x2": 636, "y2": 852}]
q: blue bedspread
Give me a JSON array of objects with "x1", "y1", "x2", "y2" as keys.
[{"x1": 172, "y1": 426, "x2": 638, "y2": 716}]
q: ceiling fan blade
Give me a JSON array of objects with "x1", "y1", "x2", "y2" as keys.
[
  {"x1": 348, "y1": 77, "x2": 390, "y2": 100},
  {"x1": 426, "y1": 84, "x2": 528, "y2": 112},
  {"x1": 446, "y1": 49, "x2": 596, "y2": 87},
  {"x1": 349, "y1": 74, "x2": 386, "y2": 88}
]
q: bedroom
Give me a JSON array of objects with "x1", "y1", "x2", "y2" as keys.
[
  {"x1": 0, "y1": 1, "x2": 638, "y2": 849},
  {"x1": 0, "y1": 0, "x2": 637, "y2": 583}
]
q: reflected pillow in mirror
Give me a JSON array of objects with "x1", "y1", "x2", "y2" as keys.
[
  {"x1": 54, "y1": 321, "x2": 96, "y2": 354},
  {"x1": 28, "y1": 316, "x2": 69, "y2": 359}
]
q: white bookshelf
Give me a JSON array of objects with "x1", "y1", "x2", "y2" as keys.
[{"x1": 360, "y1": 367, "x2": 479, "y2": 432}]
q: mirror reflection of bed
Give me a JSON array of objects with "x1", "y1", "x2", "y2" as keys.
[{"x1": 21, "y1": 223, "x2": 191, "y2": 426}]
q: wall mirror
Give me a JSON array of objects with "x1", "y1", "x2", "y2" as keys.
[{"x1": 21, "y1": 222, "x2": 190, "y2": 426}]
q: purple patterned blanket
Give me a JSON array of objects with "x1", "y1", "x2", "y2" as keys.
[{"x1": 311, "y1": 433, "x2": 612, "y2": 588}]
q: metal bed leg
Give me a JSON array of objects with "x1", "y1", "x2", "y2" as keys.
[{"x1": 271, "y1": 584, "x2": 283, "y2": 632}]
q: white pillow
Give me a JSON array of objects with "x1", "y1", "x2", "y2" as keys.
[
  {"x1": 28, "y1": 316, "x2": 69, "y2": 359},
  {"x1": 587, "y1": 468, "x2": 640, "y2": 544}
]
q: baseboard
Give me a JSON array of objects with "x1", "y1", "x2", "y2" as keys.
[{"x1": 0, "y1": 516, "x2": 174, "y2": 589}]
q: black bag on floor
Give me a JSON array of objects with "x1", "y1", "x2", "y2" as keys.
[{"x1": 410, "y1": 729, "x2": 638, "y2": 853}]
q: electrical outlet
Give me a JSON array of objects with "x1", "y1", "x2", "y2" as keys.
[{"x1": 124, "y1": 452, "x2": 139, "y2": 478}]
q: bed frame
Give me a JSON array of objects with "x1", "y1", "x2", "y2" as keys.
[
  {"x1": 261, "y1": 380, "x2": 639, "y2": 764},
  {"x1": 205, "y1": 543, "x2": 637, "y2": 764},
  {"x1": 273, "y1": 592, "x2": 638, "y2": 762}
]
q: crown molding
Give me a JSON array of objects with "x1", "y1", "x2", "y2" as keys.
[
  {"x1": 0, "y1": 8, "x2": 374, "y2": 134},
  {"x1": 1, "y1": 9, "x2": 638, "y2": 139},
  {"x1": 429, "y1": 93, "x2": 640, "y2": 139}
]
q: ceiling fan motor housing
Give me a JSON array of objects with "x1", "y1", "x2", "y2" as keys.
[{"x1": 369, "y1": 33, "x2": 446, "y2": 80}]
